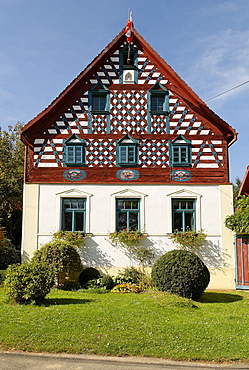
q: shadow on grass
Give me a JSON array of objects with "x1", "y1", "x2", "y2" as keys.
[
  {"x1": 43, "y1": 298, "x2": 93, "y2": 306},
  {"x1": 200, "y1": 292, "x2": 243, "y2": 303}
]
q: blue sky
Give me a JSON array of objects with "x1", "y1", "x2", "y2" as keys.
[{"x1": 0, "y1": 0, "x2": 249, "y2": 182}]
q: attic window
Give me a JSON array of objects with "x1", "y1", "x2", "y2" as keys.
[
  {"x1": 169, "y1": 135, "x2": 192, "y2": 167},
  {"x1": 63, "y1": 134, "x2": 86, "y2": 167},
  {"x1": 149, "y1": 83, "x2": 169, "y2": 114},
  {"x1": 116, "y1": 134, "x2": 139, "y2": 167},
  {"x1": 89, "y1": 83, "x2": 110, "y2": 113}
]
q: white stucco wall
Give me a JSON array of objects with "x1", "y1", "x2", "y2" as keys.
[{"x1": 22, "y1": 182, "x2": 235, "y2": 289}]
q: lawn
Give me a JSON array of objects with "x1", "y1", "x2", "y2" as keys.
[{"x1": 0, "y1": 287, "x2": 249, "y2": 362}]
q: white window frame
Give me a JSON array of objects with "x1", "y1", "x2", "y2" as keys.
[
  {"x1": 110, "y1": 189, "x2": 147, "y2": 233},
  {"x1": 166, "y1": 189, "x2": 202, "y2": 233},
  {"x1": 56, "y1": 188, "x2": 93, "y2": 234}
]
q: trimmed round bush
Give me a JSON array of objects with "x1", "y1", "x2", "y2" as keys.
[
  {"x1": 4, "y1": 262, "x2": 55, "y2": 304},
  {"x1": 100, "y1": 275, "x2": 114, "y2": 290},
  {"x1": 79, "y1": 267, "x2": 101, "y2": 287},
  {"x1": 151, "y1": 250, "x2": 210, "y2": 300}
]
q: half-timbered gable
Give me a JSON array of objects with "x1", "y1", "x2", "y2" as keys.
[{"x1": 20, "y1": 26, "x2": 237, "y2": 290}]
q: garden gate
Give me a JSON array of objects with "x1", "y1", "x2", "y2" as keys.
[{"x1": 235, "y1": 235, "x2": 249, "y2": 289}]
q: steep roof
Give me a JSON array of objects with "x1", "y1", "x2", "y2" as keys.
[
  {"x1": 238, "y1": 166, "x2": 249, "y2": 196},
  {"x1": 21, "y1": 27, "x2": 237, "y2": 147}
]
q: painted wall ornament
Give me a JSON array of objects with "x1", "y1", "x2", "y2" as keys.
[
  {"x1": 116, "y1": 169, "x2": 139, "y2": 181},
  {"x1": 63, "y1": 169, "x2": 86, "y2": 181},
  {"x1": 171, "y1": 169, "x2": 192, "y2": 182}
]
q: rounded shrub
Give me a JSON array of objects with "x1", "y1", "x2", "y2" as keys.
[
  {"x1": 4, "y1": 262, "x2": 55, "y2": 304},
  {"x1": 151, "y1": 250, "x2": 210, "y2": 300},
  {"x1": 100, "y1": 275, "x2": 114, "y2": 290},
  {"x1": 32, "y1": 239, "x2": 83, "y2": 286},
  {"x1": 79, "y1": 267, "x2": 101, "y2": 287}
]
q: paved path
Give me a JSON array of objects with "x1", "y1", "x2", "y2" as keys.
[{"x1": 1, "y1": 351, "x2": 249, "y2": 370}]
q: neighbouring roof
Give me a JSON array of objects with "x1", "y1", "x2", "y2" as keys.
[{"x1": 238, "y1": 166, "x2": 249, "y2": 196}]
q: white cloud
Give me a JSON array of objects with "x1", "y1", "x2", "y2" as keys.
[{"x1": 187, "y1": 29, "x2": 249, "y2": 103}]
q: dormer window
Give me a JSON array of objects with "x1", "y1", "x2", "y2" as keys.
[
  {"x1": 116, "y1": 134, "x2": 139, "y2": 166},
  {"x1": 169, "y1": 135, "x2": 192, "y2": 167},
  {"x1": 63, "y1": 134, "x2": 86, "y2": 167},
  {"x1": 148, "y1": 82, "x2": 169, "y2": 114},
  {"x1": 89, "y1": 82, "x2": 110, "y2": 113}
]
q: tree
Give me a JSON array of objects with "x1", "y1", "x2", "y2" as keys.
[
  {"x1": 233, "y1": 176, "x2": 242, "y2": 202},
  {"x1": 0, "y1": 123, "x2": 24, "y2": 246},
  {"x1": 225, "y1": 195, "x2": 249, "y2": 233}
]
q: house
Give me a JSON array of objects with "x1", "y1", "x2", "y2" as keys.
[
  {"x1": 20, "y1": 22, "x2": 237, "y2": 289},
  {"x1": 234, "y1": 166, "x2": 249, "y2": 289}
]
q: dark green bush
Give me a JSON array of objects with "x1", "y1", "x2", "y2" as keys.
[
  {"x1": 100, "y1": 275, "x2": 114, "y2": 290},
  {"x1": 4, "y1": 262, "x2": 55, "y2": 304},
  {"x1": 0, "y1": 238, "x2": 20, "y2": 270},
  {"x1": 32, "y1": 239, "x2": 83, "y2": 286},
  {"x1": 79, "y1": 267, "x2": 101, "y2": 287},
  {"x1": 151, "y1": 250, "x2": 210, "y2": 300}
]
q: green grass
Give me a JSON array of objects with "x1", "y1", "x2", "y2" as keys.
[{"x1": 0, "y1": 287, "x2": 249, "y2": 362}]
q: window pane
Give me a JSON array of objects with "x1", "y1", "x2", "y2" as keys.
[
  {"x1": 117, "y1": 213, "x2": 127, "y2": 230},
  {"x1": 78, "y1": 200, "x2": 85, "y2": 209},
  {"x1": 185, "y1": 212, "x2": 194, "y2": 230},
  {"x1": 75, "y1": 146, "x2": 83, "y2": 163},
  {"x1": 173, "y1": 147, "x2": 179, "y2": 163},
  {"x1": 125, "y1": 200, "x2": 131, "y2": 209},
  {"x1": 75, "y1": 212, "x2": 84, "y2": 232},
  {"x1": 128, "y1": 147, "x2": 135, "y2": 162},
  {"x1": 64, "y1": 212, "x2": 73, "y2": 231},
  {"x1": 181, "y1": 201, "x2": 186, "y2": 209},
  {"x1": 180, "y1": 147, "x2": 187, "y2": 163},
  {"x1": 129, "y1": 212, "x2": 138, "y2": 230},
  {"x1": 173, "y1": 200, "x2": 179, "y2": 210},
  {"x1": 117, "y1": 200, "x2": 125, "y2": 210},
  {"x1": 151, "y1": 96, "x2": 164, "y2": 111},
  {"x1": 67, "y1": 147, "x2": 74, "y2": 163},
  {"x1": 92, "y1": 96, "x2": 106, "y2": 111},
  {"x1": 187, "y1": 201, "x2": 194, "y2": 210},
  {"x1": 120, "y1": 147, "x2": 127, "y2": 162},
  {"x1": 131, "y1": 200, "x2": 139, "y2": 209},
  {"x1": 173, "y1": 212, "x2": 182, "y2": 231},
  {"x1": 71, "y1": 200, "x2": 78, "y2": 209},
  {"x1": 63, "y1": 200, "x2": 71, "y2": 209}
]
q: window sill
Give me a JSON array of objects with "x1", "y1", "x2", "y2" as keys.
[
  {"x1": 149, "y1": 111, "x2": 168, "y2": 115},
  {"x1": 90, "y1": 110, "x2": 110, "y2": 115}
]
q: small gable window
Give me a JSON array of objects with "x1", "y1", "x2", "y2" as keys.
[
  {"x1": 149, "y1": 83, "x2": 169, "y2": 114},
  {"x1": 170, "y1": 135, "x2": 192, "y2": 167},
  {"x1": 63, "y1": 134, "x2": 86, "y2": 167},
  {"x1": 116, "y1": 134, "x2": 139, "y2": 167},
  {"x1": 120, "y1": 44, "x2": 138, "y2": 84},
  {"x1": 89, "y1": 83, "x2": 110, "y2": 113}
]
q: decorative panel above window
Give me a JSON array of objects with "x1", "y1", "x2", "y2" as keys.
[
  {"x1": 169, "y1": 135, "x2": 192, "y2": 167},
  {"x1": 63, "y1": 134, "x2": 86, "y2": 167},
  {"x1": 119, "y1": 44, "x2": 138, "y2": 84},
  {"x1": 116, "y1": 134, "x2": 139, "y2": 167}
]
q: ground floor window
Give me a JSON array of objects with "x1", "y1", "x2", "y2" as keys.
[
  {"x1": 62, "y1": 198, "x2": 86, "y2": 232},
  {"x1": 116, "y1": 198, "x2": 140, "y2": 231},
  {"x1": 172, "y1": 198, "x2": 196, "y2": 232}
]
